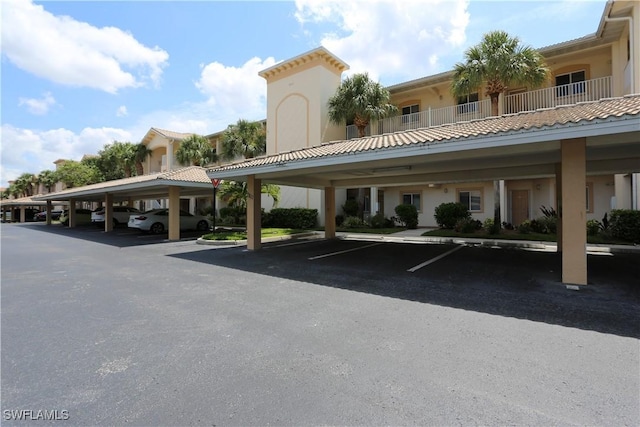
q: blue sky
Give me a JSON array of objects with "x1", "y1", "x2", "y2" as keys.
[{"x1": 0, "y1": 0, "x2": 606, "y2": 187}]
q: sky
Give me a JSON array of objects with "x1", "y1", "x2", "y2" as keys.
[{"x1": 0, "y1": 0, "x2": 607, "y2": 188}]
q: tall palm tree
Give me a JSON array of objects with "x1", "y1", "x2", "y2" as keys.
[
  {"x1": 14, "y1": 173, "x2": 37, "y2": 197},
  {"x1": 450, "y1": 31, "x2": 548, "y2": 233},
  {"x1": 328, "y1": 72, "x2": 397, "y2": 138},
  {"x1": 37, "y1": 170, "x2": 59, "y2": 193},
  {"x1": 220, "y1": 119, "x2": 266, "y2": 161},
  {"x1": 175, "y1": 134, "x2": 217, "y2": 167},
  {"x1": 450, "y1": 30, "x2": 549, "y2": 117},
  {"x1": 134, "y1": 143, "x2": 152, "y2": 176}
]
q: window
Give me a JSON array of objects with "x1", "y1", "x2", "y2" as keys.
[
  {"x1": 401, "y1": 104, "x2": 419, "y2": 124},
  {"x1": 457, "y1": 93, "x2": 479, "y2": 114},
  {"x1": 458, "y1": 189, "x2": 482, "y2": 212},
  {"x1": 402, "y1": 193, "x2": 421, "y2": 211},
  {"x1": 555, "y1": 70, "x2": 585, "y2": 97}
]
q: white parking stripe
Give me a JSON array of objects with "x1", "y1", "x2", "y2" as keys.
[
  {"x1": 308, "y1": 242, "x2": 383, "y2": 260},
  {"x1": 266, "y1": 239, "x2": 324, "y2": 249},
  {"x1": 407, "y1": 245, "x2": 464, "y2": 272}
]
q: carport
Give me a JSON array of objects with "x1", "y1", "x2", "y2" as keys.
[
  {"x1": 33, "y1": 166, "x2": 214, "y2": 240},
  {"x1": 0, "y1": 196, "x2": 67, "y2": 223},
  {"x1": 207, "y1": 95, "x2": 640, "y2": 286}
]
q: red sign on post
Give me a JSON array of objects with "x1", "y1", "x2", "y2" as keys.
[{"x1": 211, "y1": 178, "x2": 221, "y2": 188}]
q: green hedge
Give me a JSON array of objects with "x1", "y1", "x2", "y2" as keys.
[
  {"x1": 394, "y1": 204, "x2": 418, "y2": 229},
  {"x1": 262, "y1": 208, "x2": 318, "y2": 229},
  {"x1": 609, "y1": 209, "x2": 640, "y2": 243},
  {"x1": 434, "y1": 202, "x2": 470, "y2": 229}
]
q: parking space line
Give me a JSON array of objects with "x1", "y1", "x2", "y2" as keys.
[
  {"x1": 308, "y1": 242, "x2": 383, "y2": 260},
  {"x1": 407, "y1": 244, "x2": 464, "y2": 272},
  {"x1": 266, "y1": 239, "x2": 325, "y2": 249}
]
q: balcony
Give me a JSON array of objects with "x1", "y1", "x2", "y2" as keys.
[{"x1": 346, "y1": 76, "x2": 612, "y2": 139}]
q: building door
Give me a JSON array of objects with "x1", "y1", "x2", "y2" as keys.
[{"x1": 511, "y1": 190, "x2": 529, "y2": 226}]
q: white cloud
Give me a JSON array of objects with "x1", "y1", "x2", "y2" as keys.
[
  {"x1": 195, "y1": 56, "x2": 276, "y2": 122},
  {"x1": 0, "y1": 0, "x2": 169, "y2": 94},
  {"x1": 294, "y1": 0, "x2": 469, "y2": 84},
  {"x1": 116, "y1": 106, "x2": 128, "y2": 117},
  {"x1": 18, "y1": 92, "x2": 57, "y2": 115},
  {"x1": 0, "y1": 124, "x2": 132, "y2": 186}
]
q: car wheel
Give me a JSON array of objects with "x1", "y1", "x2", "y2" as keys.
[
  {"x1": 196, "y1": 220, "x2": 209, "y2": 231},
  {"x1": 150, "y1": 222, "x2": 165, "y2": 234}
]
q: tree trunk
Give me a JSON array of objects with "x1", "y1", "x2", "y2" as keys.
[
  {"x1": 354, "y1": 114, "x2": 369, "y2": 138},
  {"x1": 135, "y1": 161, "x2": 144, "y2": 176},
  {"x1": 490, "y1": 94, "x2": 500, "y2": 117}
]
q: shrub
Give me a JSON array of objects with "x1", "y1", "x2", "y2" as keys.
[
  {"x1": 540, "y1": 205, "x2": 557, "y2": 218},
  {"x1": 342, "y1": 199, "x2": 359, "y2": 217},
  {"x1": 219, "y1": 206, "x2": 245, "y2": 225},
  {"x1": 265, "y1": 208, "x2": 318, "y2": 229},
  {"x1": 394, "y1": 204, "x2": 419, "y2": 229},
  {"x1": 335, "y1": 214, "x2": 344, "y2": 227},
  {"x1": 609, "y1": 209, "x2": 640, "y2": 243},
  {"x1": 370, "y1": 213, "x2": 393, "y2": 229},
  {"x1": 517, "y1": 220, "x2": 532, "y2": 234},
  {"x1": 434, "y1": 202, "x2": 470, "y2": 229},
  {"x1": 483, "y1": 218, "x2": 494, "y2": 232},
  {"x1": 341, "y1": 216, "x2": 368, "y2": 228},
  {"x1": 455, "y1": 218, "x2": 481, "y2": 233},
  {"x1": 586, "y1": 219, "x2": 601, "y2": 236},
  {"x1": 538, "y1": 216, "x2": 557, "y2": 234},
  {"x1": 530, "y1": 219, "x2": 547, "y2": 234}
]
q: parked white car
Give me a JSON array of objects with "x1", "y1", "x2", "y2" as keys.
[
  {"x1": 92, "y1": 206, "x2": 141, "y2": 226},
  {"x1": 127, "y1": 209, "x2": 210, "y2": 234}
]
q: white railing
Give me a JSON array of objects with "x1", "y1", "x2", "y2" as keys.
[
  {"x1": 504, "y1": 76, "x2": 612, "y2": 114},
  {"x1": 346, "y1": 76, "x2": 613, "y2": 139}
]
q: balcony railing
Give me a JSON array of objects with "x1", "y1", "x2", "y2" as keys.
[{"x1": 346, "y1": 76, "x2": 612, "y2": 139}]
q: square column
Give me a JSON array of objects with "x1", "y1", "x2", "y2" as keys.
[
  {"x1": 168, "y1": 186, "x2": 181, "y2": 241},
  {"x1": 555, "y1": 164, "x2": 562, "y2": 252},
  {"x1": 247, "y1": 175, "x2": 262, "y2": 250},
  {"x1": 324, "y1": 187, "x2": 336, "y2": 239},
  {"x1": 45, "y1": 201, "x2": 52, "y2": 225},
  {"x1": 560, "y1": 138, "x2": 587, "y2": 286},
  {"x1": 104, "y1": 194, "x2": 114, "y2": 232},
  {"x1": 68, "y1": 198, "x2": 76, "y2": 227}
]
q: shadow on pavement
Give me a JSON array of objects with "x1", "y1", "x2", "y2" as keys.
[{"x1": 169, "y1": 239, "x2": 640, "y2": 339}]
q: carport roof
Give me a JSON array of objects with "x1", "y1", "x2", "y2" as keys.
[
  {"x1": 33, "y1": 166, "x2": 213, "y2": 202},
  {"x1": 0, "y1": 195, "x2": 68, "y2": 207},
  {"x1": 206, "y1": 95, "x2": 640, "y2": 187}
]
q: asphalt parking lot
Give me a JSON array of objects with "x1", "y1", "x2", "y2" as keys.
[{"x1": 1, "y1": 222, "x2": 639, "y2": 425}]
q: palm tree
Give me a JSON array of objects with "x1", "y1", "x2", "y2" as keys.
[
  {"x1": 13, "y1": 173, "x2": 37, "y2": 197},
  {"x1": 328, "y1": 73, "x2": 397, "y2": 138},
  {"x1": 97, "y1": 141, "x2": 137, "y2": 179},
  {"x1": 134, "y1": 143, "x2": 152, "y2": 175},
  {"x1": 175, "y1": 134, "x2": 217, "y2": 167},
  {"x1": 450, "y1": 31, "x2": 548, "y2": 233},
  {"x1": 37, "y1": 170, "x2": 59, "y2": 193},
  {"x1": 220, "y1": 119, "x2": 266, "y2": 161},
  {"x1": 218, "y1": 181, "x2": 280, "y2": 210},
  {"x1": 450, "y1": 30, "x2": 549, "y2": 117}
]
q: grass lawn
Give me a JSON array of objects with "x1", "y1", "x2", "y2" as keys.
[{"x1": 201, "y1": 228, "x2": 307, "y2": 241}]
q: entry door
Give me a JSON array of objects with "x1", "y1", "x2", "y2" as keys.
[{"x1": 511, "y1": 190, "x2": 529, "y2": 226}]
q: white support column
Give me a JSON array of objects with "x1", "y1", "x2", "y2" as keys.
[
  {"x1": 168, "y1": 186, "x2": 180, "y2": 241},
  {"x1": 247, "y1": 175, "x2": 262, "y2": 251},
  {"x1": 325, "y1": 186, "x2": 336, "y2": 239},
  {"x1": 560, "y1": 138, "x2": 587, "y2": 286},
  {"x1": 370, "y1": 186, "x2": 378, "y2": 214}
]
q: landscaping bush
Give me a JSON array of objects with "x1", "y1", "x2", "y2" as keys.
[
  {"x1": 434, "y1": 202, "x2": 470, "y2": 229},
  {"x1": 586, "y1": 219, "x2": 601, "y2": 236},
  {"x1": 335, "y1": 214, "x2": 344, "y2": 227},
  {"x1": 219, "y1": 206, "x2": 245, "y2": 225},
  {"x1": 265, "y1": 208, "x2": 318, "y2": 229},
  {"x1": 530, "y1": 219, "x2": 547, "y2": 234},
  {"x1": 370, "y1": 212, "x2": 394, "y2": 229},
  {"x1": 342, "y1": 199, "x2": 359, "y2": 217},
  {"x1": 394, "y1": 204, "x2": 419, "y2": 229},
  {"x1": 609, "y1": 209, "x2": 640, "y2": 243},
  {"x1": 455, "y1": 218, "x2": 482, "y2": 233},
  {"x1": 517, "y1": 220, "x2": 532, "y2": 234},
  {"x1": 341, "y1": 216, "x2": 368, "y2": 228},
  {"x1": 538, "y1": 216, "x2": 557, "y2": 234},
  {"x1": 483, "y1": 218, "x2": 494, "y2": 232}
]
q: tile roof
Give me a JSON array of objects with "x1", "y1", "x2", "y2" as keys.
[
  {"x1": 151, "y1": 127, "x2": 193, "y2": 140},
  {"x1": 33, "y1": 166, "x2": 211, "y2": 199},
  {"x1": 208, "y1": 95, "x2": 640, "y2": 173}
]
